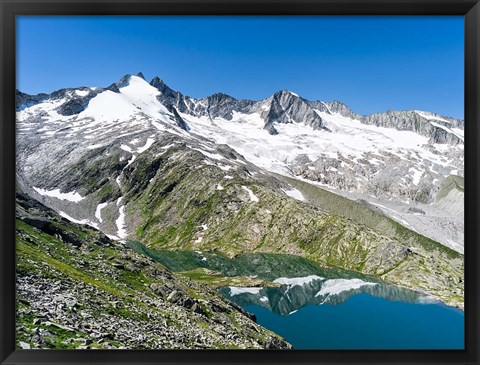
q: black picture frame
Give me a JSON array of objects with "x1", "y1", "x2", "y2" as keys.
[{"x1": 1, "y1": 1, "x2": 479, "y2": 364}]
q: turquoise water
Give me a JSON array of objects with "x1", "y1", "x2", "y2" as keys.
[{"x1": 244, "y1": 293, "x2": 464, "y2": 349}]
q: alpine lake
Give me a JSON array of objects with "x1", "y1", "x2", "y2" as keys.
[
  {"x1": 220, "y1": 279, "x2": 464, "y2": 349},
  {"x1": 128, "y1": 242, "x2": 464, "y2": 350}
]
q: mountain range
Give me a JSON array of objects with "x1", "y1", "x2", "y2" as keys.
[{"x1": 15, "y1": 72, "x2": 464, "y2": 348}]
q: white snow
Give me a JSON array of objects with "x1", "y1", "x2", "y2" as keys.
[
  {"x1": 75, "y1": 90, "x2": 90, "y2": 97},
  {"x1": 320, "y1": 101, "x2": 333, "y2": 114},
  {"x1": 216, "y1": 184, "x2": 224, "y2": 190},
  {"x1": 191, "y1": 147, "x2": 225, "y2": 161},
  {"x1": 137, "y1": 137, "x2": 155, "y2": 153},
  {"x1": 259, "y1": 296, "x2": 269, "y2": 303},
  {"x1": 126, "y1": 154, "x2": 137, "y2": 166},
  {"x1": 274, "y1": 275, "x2": 323, "y2": 288},
  {"x1": 33, "y1": 187, "x2": 84, "y2": 203},
  {"x1": 315, "y1": 278, "x2": 377, "y2": 297},
  {"x1": 95, "y1": 202, "x2": 108, "y2": 223},
  {"x1": 229, "y1": 287, "x2": 262, "y2": 296},
  {"x1": 151, "y1": 121, "x2": 166, "y2": 131},
  {"x1": 201, "y1": 257, "x2": 207, "y2": 261},
  {"x1": 118, "y1": 75, "x2": 170, "y2": 119},
  {"x1": 429, "y1": 121, "x2": 464, "y2": 141},
  {"x1": 415, "y1": 111, "x2": 451, "y2": 124},
  {"x1": 116, "y1": 206, "x2": 127, "y2": 239},
  {"x1": 283, "y1": 188, "x2": 305, "y2": 201},
  {"x1": 242, "y1": 186, "x2": 259, "y2": 202},
  {"x1": 180, "y1": 108, "x2": 460, "y2": 183},
  {"x1": 217, "y1": 164, "x2": 233, "y2": 171},
  {"x1": 288, "y1": 310, "x2": 298, "y2": 315},
  {"x1": 194, "y1": 236, "x2": 203, "y2": 243},
  {"x1": 451, "y1": 128, "x2": 464, "y2": 137},
  {"x1": 161, "y1": 143, "x2": 177, "y2": 150},
  {"x1": 78, "y1": 90, "x2": 140, "y2": 123},
  {"x1": 409, "y1": 168, "x2": 423, "y2": 185},
  {"x1": 120, "y1": 144, "x2": 133, "y2": 153},
  {"x1": 288, "y1": 91, "x2": 299, "y2": 97},
  {"x1": 59, "y1": 211, "x2": 98, "y2": 229}
]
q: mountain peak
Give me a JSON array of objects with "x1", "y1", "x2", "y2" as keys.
[
  {"x1": 274, "y1": 90, "x2": 300, "y2": 99},
  {"x1": 116, "y1": 74, "x2": 133, "y2": 88},
  {"x1": 150, "y1": 76, "x2": 169, "y2": 91},
  {"x1": 136, "y1": 72, "x2": 145, "y2": 80},
  {"x1": 208, "y1": 92, "x2": 236, "y2": 103}
]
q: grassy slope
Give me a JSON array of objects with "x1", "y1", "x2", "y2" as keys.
[
  {"x1": 278, "y1": 174, "x2": 460, "y2": 260},
  {"x1": 16, "y1": 193, "x2": 290, "y2": 349}
]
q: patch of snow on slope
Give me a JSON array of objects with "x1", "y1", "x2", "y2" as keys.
[
  {"x1": 120, "y1": 144, "x2": 133, "y2": 153},
  {"x1": 33, "y1": 187, "x2": 84, "y2": 202},
  {"x1": 78, "y1": 90, "x2": 140, "y2": 123},
  {"x1": 116, "y1": 206, "x2": 127, "y2": 239},
  {"x1": 218, "y1": 164, "x2": 233, "y2": 171},
  {"x1": 126, "y1": 155, "x2": 137, "y2": 166},
  {"x1": 75, "y1": 90, "x2": 90, "y2": 97},
  {"x1": 409, "y1": 168, "x2": 423, "y2": 185},
  {"x1": 229, "y1": 287, "x2": 262, "y2": 296},
  {"x1": 59, "y1": 211, "x2": 98, "y2": 229},
  {"x1": 429, "y1": 121, "x2": 464, "y2": 141},
  {"x1": 451, "y1": 128, "x2": 464, "y2": 137},
  {"x1": 315, "y1": 278, "x2": 377, "y2": 297},
  {"x1": 415, "y1": 111, "x2": 451, "y2": 124},
  {"x1": 283, "y1": 188, "x2": 305, "y2": 201},
  {"x1": 95, "y1": 202, "x2": 108, "y2": 223},
  {"x1": 242, "y1": 186, "x2": 259, "y2": 202},
  {"x1": 151, "y1": 121, "x2": 166, "y2": 131},
  {"x1": 137, "y1": 137, "x2": 155, "y2": 153},
  {"x1": 191, "y1": 147, "x2": 225, "y2": 161}
]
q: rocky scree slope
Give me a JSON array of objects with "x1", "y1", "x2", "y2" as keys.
[{"x1": 16, "y1": 191, "x2": 291, "y2": 349}]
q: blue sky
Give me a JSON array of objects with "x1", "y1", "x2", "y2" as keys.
[{"x1": 17, "y1": 16, "x2": 464, "y2": 118}]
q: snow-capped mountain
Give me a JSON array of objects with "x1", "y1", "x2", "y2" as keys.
[{"x1": 16, "y1": 73, "x2": 464, "y2": 253}]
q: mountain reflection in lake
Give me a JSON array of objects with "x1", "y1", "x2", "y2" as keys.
[{"x1": 219, "y1": 276, "x2": 464, "y2": 349}]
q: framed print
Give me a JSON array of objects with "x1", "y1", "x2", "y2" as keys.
[{"x1": 1, "y1": 1, "x2": 479, "y2": 364}]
